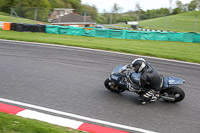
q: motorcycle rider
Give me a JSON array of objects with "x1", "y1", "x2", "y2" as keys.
[{"x1": 131, "y1": 58, "x2": 163, "y2": 104}]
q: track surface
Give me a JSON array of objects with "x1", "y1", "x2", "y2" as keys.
[{"x1": 0, "y1": 39, "x2": 199, "y2": 133}]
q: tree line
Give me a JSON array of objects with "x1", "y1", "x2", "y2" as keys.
[
  {"x1": 0, "y1": 0, "x2": 199, "y2": 23},
  {"x1": 98, "y1": 0, "x2": 200, "y2": 24},
  {"x1": 0, "y1": 0, "x2": 98, "y2": 22}
]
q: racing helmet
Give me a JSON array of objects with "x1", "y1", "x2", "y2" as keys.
[{"x1": 131, "y1": 58, "x2": 146, "y2": 73}]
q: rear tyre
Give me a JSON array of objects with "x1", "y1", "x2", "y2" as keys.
[
  {"x1": 161, "y1": 86, "x2": 185, "y2": 103},
  {"x1": 104, "y1": 78, "x2": 125, "y2": 93}
]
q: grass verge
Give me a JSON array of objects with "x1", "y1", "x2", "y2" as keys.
[
  {"x1": 0, "y1": 29, "x2": 200, "y2": 63},
  {"x1": 0, "y1": 112, "x2": 83, "y2": 133}
]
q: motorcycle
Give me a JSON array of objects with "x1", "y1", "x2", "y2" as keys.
[{"x1": 104, "y1": 65, "x2": 185, "y2": 103}]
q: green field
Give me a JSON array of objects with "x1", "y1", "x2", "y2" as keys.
[
  {"x1": 0, "y1": 29, "x2": 199, "y2": 63},
  {"x1": 0, "y1": 113, "x2": 83, "y2": 133}
]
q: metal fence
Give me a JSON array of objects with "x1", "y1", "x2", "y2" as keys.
[{"x1": 9, "y1": 7, "x2": 51, "y2": 24}]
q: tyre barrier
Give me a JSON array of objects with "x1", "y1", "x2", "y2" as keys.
[{"x1": 5, "y1": 23, "x2": 46, "y2": 33}]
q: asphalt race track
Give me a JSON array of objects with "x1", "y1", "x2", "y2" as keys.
[{"x1": 0, "y1": 39, "x2": 200, "y2": 133}]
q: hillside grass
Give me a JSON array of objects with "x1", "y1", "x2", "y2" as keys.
[
  {"x1": 0, "y1": 112, "x2": 83, "y2": 133},
  {"x1": 0, "y1": 12, "x2": 49, "y2": 24},
  {"x1": 115, "y1": 11, "x2": 200, "y2": 33},
  {"x1": 0, "y1": 29, "x2": 199, "y2": 63},
  {"x1": 139, "y1": 11, "x2": 200, "y2": 32}
]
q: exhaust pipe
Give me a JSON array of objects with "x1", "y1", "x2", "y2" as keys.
[{"x1": 161, "y1": 96, "x2": 175, "y2": 101}]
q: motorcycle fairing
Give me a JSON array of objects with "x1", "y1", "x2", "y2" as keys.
[
  {"x1": 163, "y1": 76, "x2": 184, "y2": 88},
  {"x1": 130, "y1": 72, "x2": 141, "y2": 84}
]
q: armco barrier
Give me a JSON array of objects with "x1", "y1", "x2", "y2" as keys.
[
  {"x1": 95, "y1": 29, "x2": 111, "y2": 38},
  {"x1": 59, "y1": 26, "x2": 84, "y2": 36},
  {"x1": 6, "y1": 23, "x2": 200, "y2": 43},
  {"x1": 140, "y1": 31, "x2": 155, "y2": 40},
  {"x1": 154, "y1": 32, "x2": 169, "y2": 41},
  {"x1": 59, "y1": 26, "x2": 70, "y2": 35},
  {"x1": 126, "y1": 31, "x2": 141, "y2": 39},
  {"x1": 110, "y1": 30, "x2": 126, "y2": 39},
  {"x1": 82, "y1": 29, "x2": 95, "y2": 37},
  {"x1": 168, "y1": 32, "x2": 184, "y2": 42},
  {"x1": 183, "y1": 33, "x2": 195, "y2": 43},
  {"x1": 45, "y1": 25, "x2": 60, "y2": 34},
  {"x1": 194, "y1": 33, "x2": 200, "y2": 43},
  {"x1": 68, "y1": 27, "x2": 84, "y2": 36}
]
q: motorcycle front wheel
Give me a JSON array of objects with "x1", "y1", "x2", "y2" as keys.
[
  {"x1": 161, "y1": 86, "x2": 185, "y2": 103},
  {"x1": 104, "y1": 78, "x2": 125, "y2": 93}
]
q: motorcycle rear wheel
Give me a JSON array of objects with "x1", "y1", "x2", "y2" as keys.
[
  {"x1": 161, "y1": 86, "x2": 185, "y2": 103},
  {"x1": 104, "y1": 78, "x2": 125, "y2": 93}
]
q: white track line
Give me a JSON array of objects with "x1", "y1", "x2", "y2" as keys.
[
  {"x1": 0, "y1": 97, "x2": 158, "y2": 133},
  {"x1": 17, "y1": 109, "x2": 84, "y2": 129}
]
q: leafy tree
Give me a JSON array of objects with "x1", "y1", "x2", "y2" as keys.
[
  {"x1": 48, "y1": 0, "x2": 65, "y2": 9},
  {"x1": 110, "y1": 3, "x2": 123, "y2": 23},
  {"x1": 102, "y1": 12, "x2": 111, "y2": 24},
  {"x1": 81, "y1": 4, "x2": 98, "y2": 20},
  {"x1": 124, "y1": 11, "x2": 137, "y2": 21},
  {"x1": 96, "y1": 14, "x2": 106, "y2": 24},
  {"x1": 61, "y1": 0, "x2": 82, "y2": 13},
  {"x1": 189, "y1": 0, "x2": 199, "y2": 11},
  {"x1": 176, "y1": 0, "x2": 183, "y2": 9},
  {"x1": 0, "y1": 0, "x2": 18, "y2": 13},
  {"x1": 15, "y1": 0, "x2": 50, "y2": 21},
  {"x1": 117, "y1": 15, "x2": 132, "y2": 22},
  {"x1": 112, "y1": 3, "x2": 122, "y2": 13},
  {"x1": 173, "y1": 8, "x2": 182, "y2": 14},
  {"x1": 13, "y1": 0, "x2": 50, "y2": 8}
]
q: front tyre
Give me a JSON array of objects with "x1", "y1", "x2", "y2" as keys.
[
  {"x1": 161, "y1": 86, "x2": 185, "y2": 103},
  {"x1": 104, "y1": 78, "x2": 125, "y2": 93}
]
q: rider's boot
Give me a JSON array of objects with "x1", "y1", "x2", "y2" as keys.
[
  {"x1": 140, "y1": 101, "x2": 146, "y2": 105},
  {"x1": 150, "y1": 93, "x2": 160, "y2": 102},
  {"x1": 138, "y1": 96, "x2": 147, "y2": 105}
]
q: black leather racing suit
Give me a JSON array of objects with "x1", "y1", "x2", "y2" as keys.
[{"x1": 139, "y1": 63, "x2": 163, "y2": 102}]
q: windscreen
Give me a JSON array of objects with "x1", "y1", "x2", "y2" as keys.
[{"x1": 112, "y1": 65, "x2": 124, "y2": 74}]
